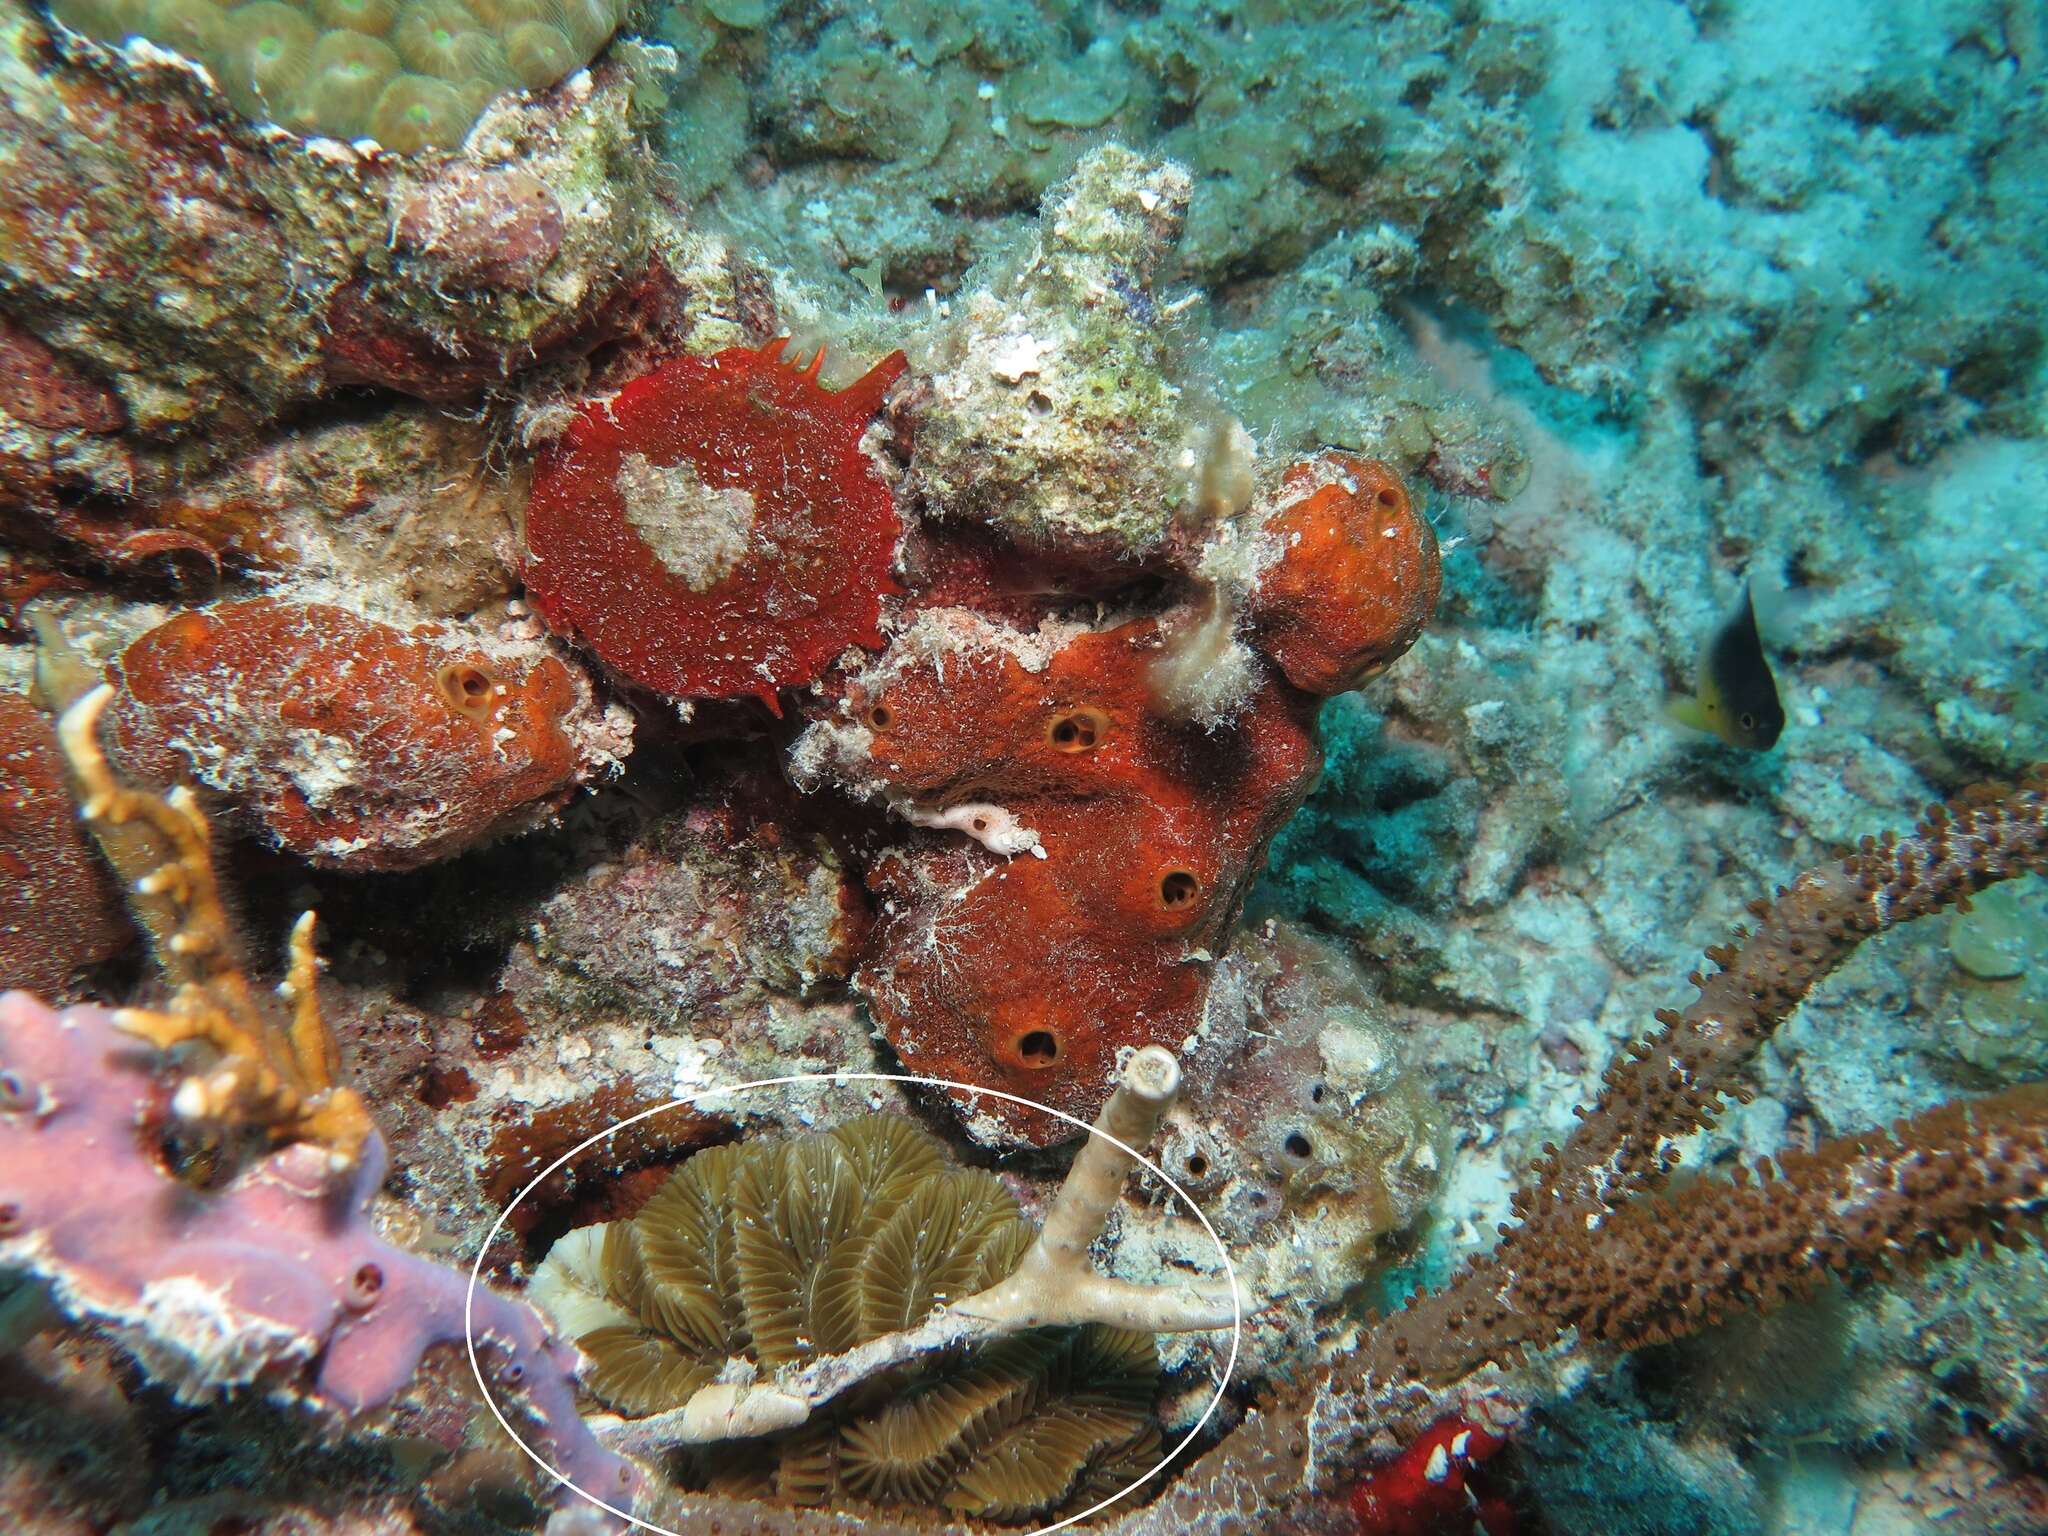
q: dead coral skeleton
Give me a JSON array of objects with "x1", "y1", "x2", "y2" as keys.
[
  {"x1": 600, "y1": 1044, "x2": 1240, "y2": 1453},
  {"x1": 56, "y1": 683, "x2": 373, "y2": 1170}
]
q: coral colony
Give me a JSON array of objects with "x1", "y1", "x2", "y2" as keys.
[{"x1": 3, "y1": 1, "x2": 2048, "y2": 1534}]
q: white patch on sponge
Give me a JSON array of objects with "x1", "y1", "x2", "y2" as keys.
[
  {"x1": 617, "y1": 452, "x2": 758, "y2": 591},
  {"x1": 891, "y1": 795, "x2": 1048, "y2": 858}
]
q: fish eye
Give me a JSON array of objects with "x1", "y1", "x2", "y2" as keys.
[{"x1": 1739, "y1": 713, "x2": 1757, "y2": 729}]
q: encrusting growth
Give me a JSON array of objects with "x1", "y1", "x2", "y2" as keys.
[
  {"x1": 586, "y1": 1046, "x2": 1236, "y2": 1457},
  {"x1": 56, "y1": 682, "x2": 372, "y2": 1170},
  {"x1": 0, "y1": 989, "x2": 641, "y2": 1509},
  {"x1": 1, "y1": 688, "x2": 641, "y2": 1509}
]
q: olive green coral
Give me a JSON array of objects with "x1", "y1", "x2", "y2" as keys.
[
  {"x1": 44, "y1": 0, "x2": 632, "y2": 150},
  {"x1": 534, "y1": 1115, "x2": 1162, "y2": 1522}
]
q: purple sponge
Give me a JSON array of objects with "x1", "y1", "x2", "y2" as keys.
[{"x1": 0, "y1": 990, "x2": 640, "y2": 1511}]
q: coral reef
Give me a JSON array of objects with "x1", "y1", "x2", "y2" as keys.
[
  {"x1": 763, "y1": 158, "x2": 1446, "y2": 1144},
  {"x1": 908, "y1": 145, "x2": 1201, "y2": 558},
  {"x1": 800, "y1": 435, "x2": 1440, "y2": 1147},
  {"x1": 1125, "y1": 775, "x2": 2048, "y2": 1535},
  {"x1": 1356, "y1": 776, "x2": 2048, "y2": 1390},
  {"x1": 515, "y1": 145, "x2": 1446, "y2": 1153},
  {"x1": 104, "y1": 599, "x2": 627, "y2": 870},
  {"x1": 3, "y1": 0, "x2": 2046, "y2": 1527}
]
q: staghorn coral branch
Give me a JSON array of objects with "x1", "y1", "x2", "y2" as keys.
[
  {"x1": 962, "y1": 1044, "x2": 1238, "y2": 1332},
  {"x1": 600, "y1": 1045, "x2": 1239, "y2": 1453},
  {"x1": 54, "y1": 684, "x2": 372, "y2": 1171}
]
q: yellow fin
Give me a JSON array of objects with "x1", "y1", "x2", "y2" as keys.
[{"x1": 1664, "y1": 693, "x2": 1715, "y2": 737}]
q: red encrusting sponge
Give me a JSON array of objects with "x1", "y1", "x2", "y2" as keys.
[{"x1": 525, "y1": 339, "x2": 908, "y2": 713}]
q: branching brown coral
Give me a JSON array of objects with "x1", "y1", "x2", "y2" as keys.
[
  {"x1": 1341, "y1": 768, "x2": 2048, "y2": 1421},
  {"x1": 54, "y1": 683, "x2": 372, "y2": 1170}
]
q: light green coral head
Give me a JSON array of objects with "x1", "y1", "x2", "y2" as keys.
[{"x1": 45, "y1": 0, "x2": 634, "y2": 150}]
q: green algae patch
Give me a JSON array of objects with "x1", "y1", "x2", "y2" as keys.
[
  {"x1": 1951, "y1": 878, "x2": 2039, "y2": 981},
  {"x1": 1015, "y1": 48, "x2": 1128, "y2": 131}
]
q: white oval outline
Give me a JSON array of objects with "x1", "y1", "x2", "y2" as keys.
[{"x1": 465, "y1": 1069, "x2": 1243, "y2": 1536}]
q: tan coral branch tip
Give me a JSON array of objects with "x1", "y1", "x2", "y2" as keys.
[
  {"x1": 56, "y1": 683, "x2": 373, "y2": 1173},
  {"x1": 961, "y1": 1045, "x2": 1239, "y2": 1332}
]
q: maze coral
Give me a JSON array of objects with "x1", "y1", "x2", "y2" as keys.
[
  {"x1": 536, "y1": 1114, "x2": 1160, "y2": 1521},
  {"x1": 106, "y1": 599, "x2": 625, "y2": 870},
  {"x1": 525, "y1": 339, "x2": 908, "y2": 711}
]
